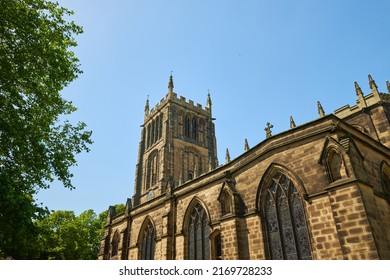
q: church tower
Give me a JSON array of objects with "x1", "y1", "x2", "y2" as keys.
[{"x1": 132, "y1": 74, "x2": 218, "y2": 206}]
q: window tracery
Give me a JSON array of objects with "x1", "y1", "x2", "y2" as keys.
[
  {"x1": 264, "y1": 172, "x2": 312, "y2": 260},
  {"x1": 139, "y1": 221, "x2": 155, "y2": 260},
  {"x1": 188, "y1": 203, "x2": 210, "y2": 260}
]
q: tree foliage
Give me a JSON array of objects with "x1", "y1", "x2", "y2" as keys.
[
  {"x1": 35, "y1": 210, "x2": 101, "y2": 260},
  {"x1": 98, "y1": 204, "x2": 125, "y2": 236},
  {"x1": 0, "y1": 0, "x2": 91, "y2": 258}
]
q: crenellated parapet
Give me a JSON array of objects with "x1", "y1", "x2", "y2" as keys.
[{"x1": 145, "y1": 92, "x2": 211, "y2": 122}]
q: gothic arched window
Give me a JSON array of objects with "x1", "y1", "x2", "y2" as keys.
[
  {"x1": 264, "y1": 172, "x2": 312, "y2": 260},
  {"x1": 151, "y1": 120, "x2": 155, "y2": 145},
  {"x1": 146, "y1": 151, "x2": 158, "y2": 190},
  {"x1": 111, "y1": 231, "x2": 119, "y2": 257},
  {"x1": 155, "y1": 116, "x2": 160, "y2": 141},
  {"x1": 147, "y1": 124, "x2": 151, "y2": 148},
  {"x1": 188, "y1": 203, "x2": 210, "y2": 260},
  {"x1": 139, "y1": 221, "x2": 155, "y2": 260},
  {"x1": 185, "y1": 116, "x2": 191, "y2": 138},
  {"x1": 199, "y1": 119, "x2": 205, "y2": 143},
  {"x1": 192, "y1": 118, "x2": 198, "y2": 140},
  {"x1": 159, "y1": 114, "x2": 163, "y2": 139}
]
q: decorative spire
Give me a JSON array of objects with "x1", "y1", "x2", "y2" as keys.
[
  {"x1": 386, "y1": 80, "x2": 390, "y2": 93},
  {"x1": 194, "y1": 164, "x2": 198, "y2": 178},
  {"x1": 265, "y1": 122, "x2": 273, "y2": 138},
  {"x1": 354, "y1": 81, "x2": 363, "y2": 97},
  {"x1": 168, "y1": 72, "x2": 174, "y2": 95},
  {"x1": 290, "y1": 116, "x2": 296, "y2": 129},
  {"x1": 317, "y1": 101, "x2": 325, "y2": 118},
  {"x1": 244, "y1": 138, "x2": 249, "y2": 151},
  {"x1": 354, "y1": 81, "x2": 366, "y2": 108},
  {"x1": 144, "y1": 95, "x2": 149, "y2": 115},
  {"x1": 368, "y1": 74, "x2": 378, "y2": 91},
  {"x1": 206, "y1": 89, "x2": 212, "y2": 110},
  {"x1": 225, "y1": 148, "x2": 231, "y2": 164},
  {"x1": 368, "y1": 74, "x2": 381, "y2": 101}
]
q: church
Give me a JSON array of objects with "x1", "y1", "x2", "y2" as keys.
[{"x1": 99, "y1": 74, "x2": 390, "y2": 260}]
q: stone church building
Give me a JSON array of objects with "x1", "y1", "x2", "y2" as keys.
[{"x1": 99, "y1": 74, "x2": 390, "y2": 260}]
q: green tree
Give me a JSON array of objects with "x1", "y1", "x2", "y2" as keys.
[
  {"x1": 36, "y1": 210, "x2": 101, "y2": 259},
  {"x1": 0, "y1": 0, "x2": 91, "y2": 259},
  {"x1": 98, "y1": 204, "x2": 125, "y2": 237}
]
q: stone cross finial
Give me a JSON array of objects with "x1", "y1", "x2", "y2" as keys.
[
  {"x1": 290, "y1": 116, "x2": 296, "y2": 129},
  {"x1": 317, "y1": 101, "x2": 325, "y2": 118},
  {"x1": 265, "y1": 122, "x2": 273, "y2": 138}
]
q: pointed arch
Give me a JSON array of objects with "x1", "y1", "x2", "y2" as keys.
[
  {"x1": 318, "y1": 136, "x2": 351, "y2": 183},
  {"x1": 137, "y1": 216, "x2": 156, "y2": 260},
  {"x1": 256, "y1": 163, "x2": 309, "y2": 209},
  {"x1": 146, "y1": 149, "x2": 159, "y2": 190},
  {"x1": 217, "y1": 180, "x2": 246, "y2": 217},
  {"x1": 257, "y1": 163, "x2": 312, "y2": 260},
  {"x1": 182, "y1": 197, "x2": 211, "y2": 260}
]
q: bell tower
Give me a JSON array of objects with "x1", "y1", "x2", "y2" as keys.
[{"x1": 132, "y1": 75, "x2": 218, "y2": 206}]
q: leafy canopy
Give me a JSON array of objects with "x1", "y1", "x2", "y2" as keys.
[
  {"x1": 36, "y1": 210, "x2": 101, "y2": 260},
  {"x1": 0, "y1": 0, "x2": 92, "y2": 259}
]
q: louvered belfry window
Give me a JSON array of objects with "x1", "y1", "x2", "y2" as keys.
[
  {"x1": 265, "y1": 173, "x2": 312, "y2": 260},
  {"x1": 188, "y1": 203, "x2": 210, "y2": 260},
  {"x1": 140, "y1": 222, "x2": 155, "y2": 260}
]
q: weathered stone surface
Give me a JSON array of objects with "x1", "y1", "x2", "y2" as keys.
[{"x1": 99, "y1": 76, "x2": 390, "y2": 260}]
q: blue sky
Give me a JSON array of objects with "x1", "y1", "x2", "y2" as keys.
[{"x1": 36, "y1": 0, "x2": 390, "y2": 215}]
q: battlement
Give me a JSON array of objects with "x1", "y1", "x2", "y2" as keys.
[{"x1": 145, "y1": 91, "x2": 211, "y2": 122}]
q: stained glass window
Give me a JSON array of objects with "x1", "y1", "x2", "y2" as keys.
[
  {"x1": 188, "y1": 203, "x2": 210, "y2": 260},
  {"x1": 140, "y1": 222, "x2": 155, "y2": 260},
  {"x1": 264, "y1": 173, "x2": 312, "y2": 260}
]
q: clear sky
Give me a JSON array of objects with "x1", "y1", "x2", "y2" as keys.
[{"x1": 36, "y1": 0, "x2": 390, "y2": 215}]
